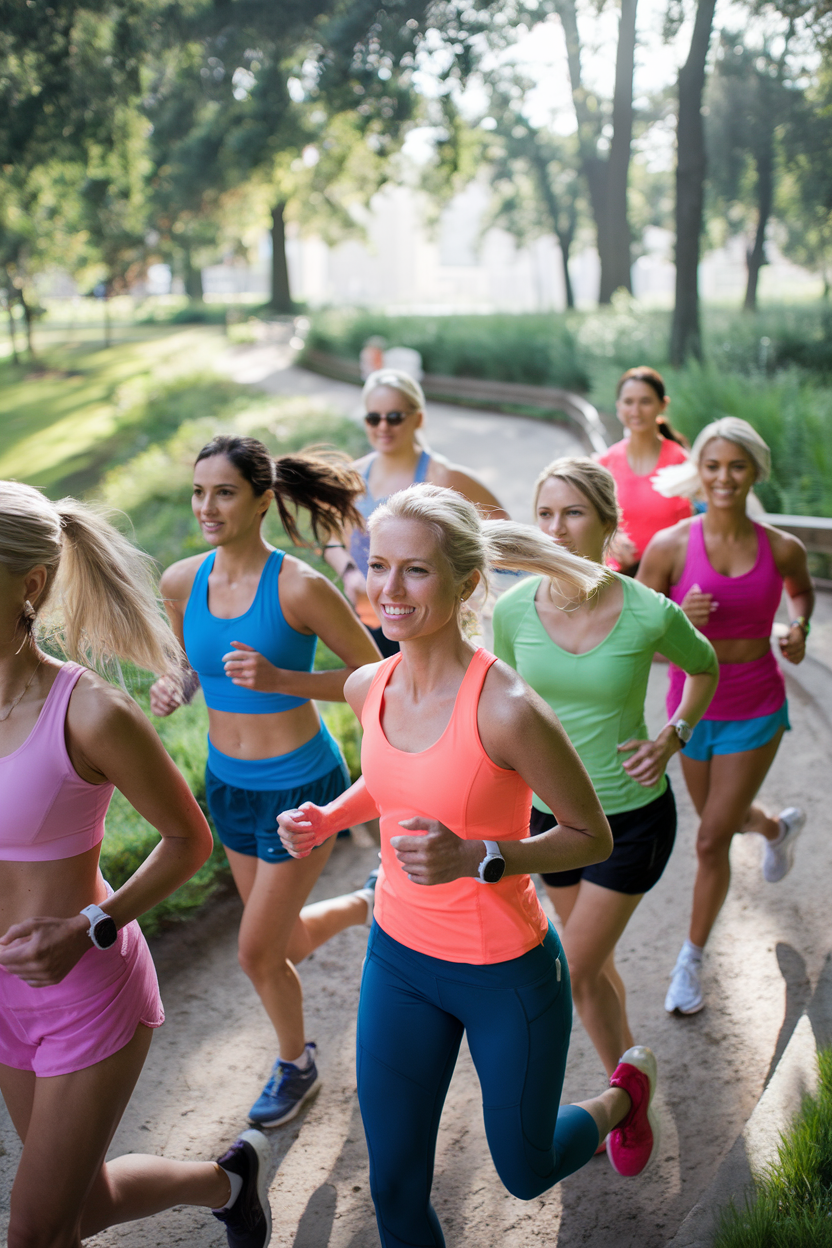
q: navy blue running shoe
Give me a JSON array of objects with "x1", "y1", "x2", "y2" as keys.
[
  {"x1": 248, "y1": 1043, "x2": 321, "y2": 1127},
  {"x1": 213, "y1": 1129, "x2": 272, "y2": 1247}
]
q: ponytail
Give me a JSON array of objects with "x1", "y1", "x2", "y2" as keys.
[
  {"x1": 0, "y1": 482, "x2": 183, "y2": 681},
  {"x1": 195, "y1": 436, "x2": 365, "y2": 545},
  {"x1": 371, "y1": 483, "x2": 607, "y2": 606}
]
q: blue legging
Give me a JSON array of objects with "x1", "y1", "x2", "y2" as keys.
[{"x1": 357, "y1": 921, "x2": 600, "y2": 1248}]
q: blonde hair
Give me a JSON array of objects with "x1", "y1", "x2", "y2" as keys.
[
  {"x1": 652, "y1": 417, "x2": 770, "y2": 499},
  {"x1": 0, "y1": 481, "x2": 183, "y2": 680},
  {"x1": 362, "y1": 368, "x2": 426, "y2": 413},
  {"x1": 369, "y1": 483, "x2": 607, "y2": 608},
  {"x1": 533, "y1": 457, "x2": 621, "y2": 548}
]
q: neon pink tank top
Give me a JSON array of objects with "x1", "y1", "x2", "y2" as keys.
[
  {"x1": 360, "y1": 647, "x2": 547, "y2": 964},
  {"x1": 0, "y1": 663, "x2": 114, "y2": 862}
]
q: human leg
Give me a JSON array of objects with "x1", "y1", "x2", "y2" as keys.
[
  {"x1": 357, "y1": 926, "x2": 464, "y2": 1248},
  {"x1": 554, "y1": 881, "x2": 644, "y2": 1075}
]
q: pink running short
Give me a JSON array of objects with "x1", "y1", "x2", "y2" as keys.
[{"x1": 0, "y1": 919, "x2": 164, "y2": 1077}]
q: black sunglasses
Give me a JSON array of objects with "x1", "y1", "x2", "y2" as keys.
[{"x1": 364, "y1": 411, "x2": 408, "y2": 427}]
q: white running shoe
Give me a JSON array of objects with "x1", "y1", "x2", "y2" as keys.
[
  {"x1": 665, "y1": 947, "x2": 704, "y2": 1014},
  {"x1": 762, "y1": 807, "x2": 805, "y2": 884}
]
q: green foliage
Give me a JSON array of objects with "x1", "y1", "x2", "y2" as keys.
[{"x1": 714, "y1": 1048, "x2": 832, "y2": 1248}]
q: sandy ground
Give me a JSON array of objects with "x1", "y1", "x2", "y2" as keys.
[{"x1": 2, "y1": 351, "x2": 829, "y2": 1246}]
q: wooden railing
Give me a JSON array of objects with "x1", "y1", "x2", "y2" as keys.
[{"x1": 762, "y1": 514, "x2": 832, "y2": 588}]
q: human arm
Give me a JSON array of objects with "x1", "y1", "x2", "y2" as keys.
[
  {"x1": 617, "y1": 599, "x2": 718, "y2": 786},
  {"x1": 277, "y1": 775, "x2": 380, "y2": 858},
  {"x1": 771, "y1": 528, "x2": 814, "y2": 665},
  {"x1": 149, "y1": 557, "x2": 202, "y2": 717},
  {"x1": 321, "y1": 532, "x2": 369, "y2": 607},
  {"x1": 222, "y1": 558, "x2": 381, "y2": 701},
  {"x1": 390, "y1": 665, "x2": 612, "y2": 886},
  {"x1": 0, "y1": 679, "x2": 213, "y2": 985}
]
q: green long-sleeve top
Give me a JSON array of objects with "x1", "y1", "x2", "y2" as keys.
[{"x1": 492, "y1": 572, "x2": 718, "y2": 816}]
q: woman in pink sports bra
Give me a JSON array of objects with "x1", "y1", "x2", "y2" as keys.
[
  {"x1": 279, "y1": 484, "x2": 663, "y2": 1248},
  {"x1": 639, "y1": 417, "x2": 813, "y2": 1016},
  {"x1": 0, "y1": 482, "x2": 274, "y2": 1248}
]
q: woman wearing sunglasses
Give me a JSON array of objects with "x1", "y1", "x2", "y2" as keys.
[{"x1": 324, "y1": 368, "x2": 508, "y2": 656}]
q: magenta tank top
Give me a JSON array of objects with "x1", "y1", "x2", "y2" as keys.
[
  {"x1": 669, "y1": 517, "x2": 782, "y2": 639},
  {"x1": 0, "y1": 663, "x2": 114, "y2": 861}
]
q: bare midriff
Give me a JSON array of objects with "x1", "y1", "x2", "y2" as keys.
[
  {"x1": 206, "y1": 698, "x2": 322, "y2": 760},
  {"x1": 711, "y1": 636, "x2": 773, "y2": 664},
  {"x1": 0, "y1": 843, "x2": 107, "y2": 941}
]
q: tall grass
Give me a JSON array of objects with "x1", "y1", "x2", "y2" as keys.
[{"x1": 715, "y1": 1047, "x2": 832, "y2": 1248}]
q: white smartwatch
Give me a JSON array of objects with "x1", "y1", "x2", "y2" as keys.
[
  {"x1": 477, "y1": 840, "x2": 506, "y2": 884},
  {"x1": 80, "y1": 904, "x2": 118, "y2": 950},
  {"x1": 672, "y1": 718, "x2": 693, "y2": 745}
]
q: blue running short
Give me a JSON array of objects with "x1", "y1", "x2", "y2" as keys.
[
  {"x1": 682, "y1": 701, "x2": 790, "y2": 762},
  {"x1": 205, "y1": 759, "x2": 350, "y2": 863}
]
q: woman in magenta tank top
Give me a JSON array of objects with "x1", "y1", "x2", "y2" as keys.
[
  {"x1": 639, "y1": 417, "x2": 813, "y2": 1016},
  {"x1": 278, "y1": 484, "x2": 663, "y2": 1246},
  {"x1": 0, "y1": 482, "x2": 273, "y2": 1247}
]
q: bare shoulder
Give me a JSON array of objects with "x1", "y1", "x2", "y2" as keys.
[
  {"x1": 479, "y1": 658, "x2": 557, "y2": 735},
  {"x1": 65, "y1": 667, "x2": 148, "y2": 746},
  {"x1": 352, "y1": 452, "x2": 373, "y2": 472},
  {"x1": 648, "y1": 516, "x2": 693, "y2": 554},
  {"x1": 345, "y1": 660, "x2": 386, "y2": 719},
  {"x1": 763, "y1": 523, "x2": 808, "y2": 574},
  {"x1": 279, "y1": 552, "x2": 338, "y2": 600},
  {"x1": 159, "y1": 552, "x2": 211, "y2": 604}
]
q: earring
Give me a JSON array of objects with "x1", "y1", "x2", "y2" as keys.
[{"x1": 23, "y1": 601, "x2": 36, "y2": 621}]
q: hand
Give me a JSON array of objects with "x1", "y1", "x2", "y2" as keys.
[
  {"x1": 342, "y1": 566, "x2": 368, "y2": 607},
  {"x1": 390, "y1": 818, "x2": 481, "y2": 886},
  {"x1": 222, "y1": 642, "x2": 282, "y2": 692},
  {"x1": 680, "y1": 583, "x2": 718, "y2": 629},
  {"x1": 149, "y1": 675, "x2": 183, "y2": 717},
  {"x1": 779, "y1": 623, "x2": 807, "y2": 665},
  {"x1": 277, "y1": 802, "x2": 331, "y2": 858},
  {"x1": 0, "y1": 915, "x2": 91, "y2": 986},
  {"x1": 618, "y1": 731, "x2": 677, "y2": 788}
]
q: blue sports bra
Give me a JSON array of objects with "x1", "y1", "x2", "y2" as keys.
[
  {"x1": 183, "y1": 550, "x2": 316, "y2": 714},
  {"x1": 349, "y1": 450, "x2": 431, "y2": 577}
]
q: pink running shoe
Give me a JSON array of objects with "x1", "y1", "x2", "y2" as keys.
[{"x1": 607, "y1": 1046, "x2": 660, "y2": 1177}]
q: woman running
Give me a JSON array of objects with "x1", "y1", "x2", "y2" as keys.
[
  {"x1": 639, "y1": 417, "x2": 813, "y2": 1014},
  {"x1": 598, "y1": 367, "x2": 692, "y2": 573},
  {"x1": 150, "y1": 436, "x2": 381, "y2": 1127},
  {"x1": 492, "y1": 458, "x2": 717, "y2": 1088},
  {"x1": 0, "y1": 481, "x2": 271, "y2": 1248},
  {"x1": 279, "y1": 483, "x2": 661, "y2": 1247},
  {"x1": 323, "y1": 367, "x2": 509, "y2": 656}
]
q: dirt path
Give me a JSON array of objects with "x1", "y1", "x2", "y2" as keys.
[{"x1": 2, "y1": 353, "x2": 829, "y2": 1246}]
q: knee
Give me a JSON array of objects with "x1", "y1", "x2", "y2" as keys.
[
  {"x1": 237, "y1": 934, "x2": 286, "y2": 983},
  {"x1": 695, "y1": 822, "x2": 733, "y2": 865},
  {"x1": 8, "y1": 1210, "x2": 76, "y2": 1248},
  {"x1": 564, "y1": 960, "x2": 601, "y2": 1009}
]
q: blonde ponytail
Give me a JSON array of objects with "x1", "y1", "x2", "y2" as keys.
[
  {"x1": 0, "y1": 482, "x2": 183, "y2": 681},
  {"x1": 370, "y1": 483, "x2": 606, "y2": 606}
]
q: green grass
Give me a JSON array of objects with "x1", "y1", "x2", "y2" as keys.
[
  {"x1": 714, "y1": 1047, "x2": 832, "y2": 1248},
  {"x1": 1, "y1": 325, "x2": 369, "y2": 932}
]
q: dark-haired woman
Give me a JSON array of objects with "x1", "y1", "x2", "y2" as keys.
[
  {"x1": 598, "y1": 368, "x2": 692, "y2": 575},
  {"x1": 150, "y1": 436, "x2": 381, "y2": 1127}
]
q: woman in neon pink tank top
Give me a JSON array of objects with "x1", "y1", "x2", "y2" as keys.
[
  {"x1": 279, "y1": 484, "x2": 663, "y2": 1247},
  {"x1": 639, "y1": 417, "x2": 813, "y2": 1017},
  {"x1": 0, "y1": 483, "x2": 273, "y2": 1247}
]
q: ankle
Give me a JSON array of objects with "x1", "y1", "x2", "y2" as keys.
[{"x1": 682, "y1": 938, "x2": 704, "y2": 963}]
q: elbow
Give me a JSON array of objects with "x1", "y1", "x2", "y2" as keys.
[
  {"x1": 193, "y1": 822, "x2": 214, "y2": 870},
  {"x1": 589, "y1": 818, "x2": 613, "y2": 865}
]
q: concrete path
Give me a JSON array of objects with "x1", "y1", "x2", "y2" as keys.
[{"x1": 2, "y1": 345, "x2": 830, "y2": 1247}]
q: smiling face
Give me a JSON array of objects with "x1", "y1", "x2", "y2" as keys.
[
  {"x1": 191, "y1": 454, "x2": 272, "y2": 547},
  {"x1": 698, "y1": 438, "x2": 756, "y2": 510},
  {"x1": 616, "y1": 379, "x2": 669, "y2": 436},
  {"x1": 364, "y1": 385, "x2": 423, "y2": 455},
  {"x1": 535, "y1": 476, "x2": 609, "y2": 565},
  {"x1": 366, "y1": 515, "x2": 472, "y2": 643}
]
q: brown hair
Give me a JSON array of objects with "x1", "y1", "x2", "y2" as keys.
[
  {"x1": 616, "y1": 367, "x2": 688, "y2": 448},
  {"x1": 195, "y1": 436, "x2": 365, "y2": 545}
]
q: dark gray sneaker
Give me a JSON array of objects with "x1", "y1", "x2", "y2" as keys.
[{"x1": 213, "y1": 1129, "x2": 272, "y2": 1248}]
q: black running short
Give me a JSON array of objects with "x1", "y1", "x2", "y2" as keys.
[{"x1": 529, "y1": 781, "x2": 677, "y2": 896}]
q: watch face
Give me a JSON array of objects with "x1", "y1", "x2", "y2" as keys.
[
  {"x1": 482, "y1": 856, "x2": 506, "y2": 884},
  {"x1": 93, "y1": 917, "x2": 118, "y2": 949}
]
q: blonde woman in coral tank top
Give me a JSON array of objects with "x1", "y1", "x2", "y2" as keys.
[{"x1": 279, "y1": 483, "x2": 662, "y2": 1248}]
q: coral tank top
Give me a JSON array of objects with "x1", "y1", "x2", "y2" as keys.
[
  {"x1": 0, "y1": 663, "x2": 114, "y2": 862},
  {"x1": 360, "y1": 647, "x2": 547, "y2": 964}
]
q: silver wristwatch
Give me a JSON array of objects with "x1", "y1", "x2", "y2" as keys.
[{"x1": 672, "y1": 718, "x2": 693, "y2": 745}]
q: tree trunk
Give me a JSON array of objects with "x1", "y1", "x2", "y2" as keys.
[
  {"x1": 6, "y1": 299, "x2": 19, "y2": 364},
  {"x1": 743, "y1": 139, "x2": 773, "y2": 312},
  {"x1": 270, "y1": 201, "x2": 293, "y2": 312},
  {"x1": 600, "y1": 0, "x2": 637, "y2": 302},
  {"x1": 670, "y1": 0, "x2": 718, "y2": 367},
  {"x1": 183, "y1": 247, "x2": 204, "y2": 301},
  {"x1": 19, "y1": 290, "x2": 35, "y2": 358},
  {"x1": 530, "y1": 152, "x2": 576, "y2": 310},
  {"x1": 558, "y1": 233, "x2": 576, "y2": 309}
]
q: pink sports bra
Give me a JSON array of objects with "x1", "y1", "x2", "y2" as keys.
[
  {"x1": 360, "y1": 647, "x2": 547, "y2": 965},
  {"x1": 0, "y1": 663, "x2": 114, "y2": 862},
  {"x1": 669, "y1": 516, "x2": 783, "y2": 640}
]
